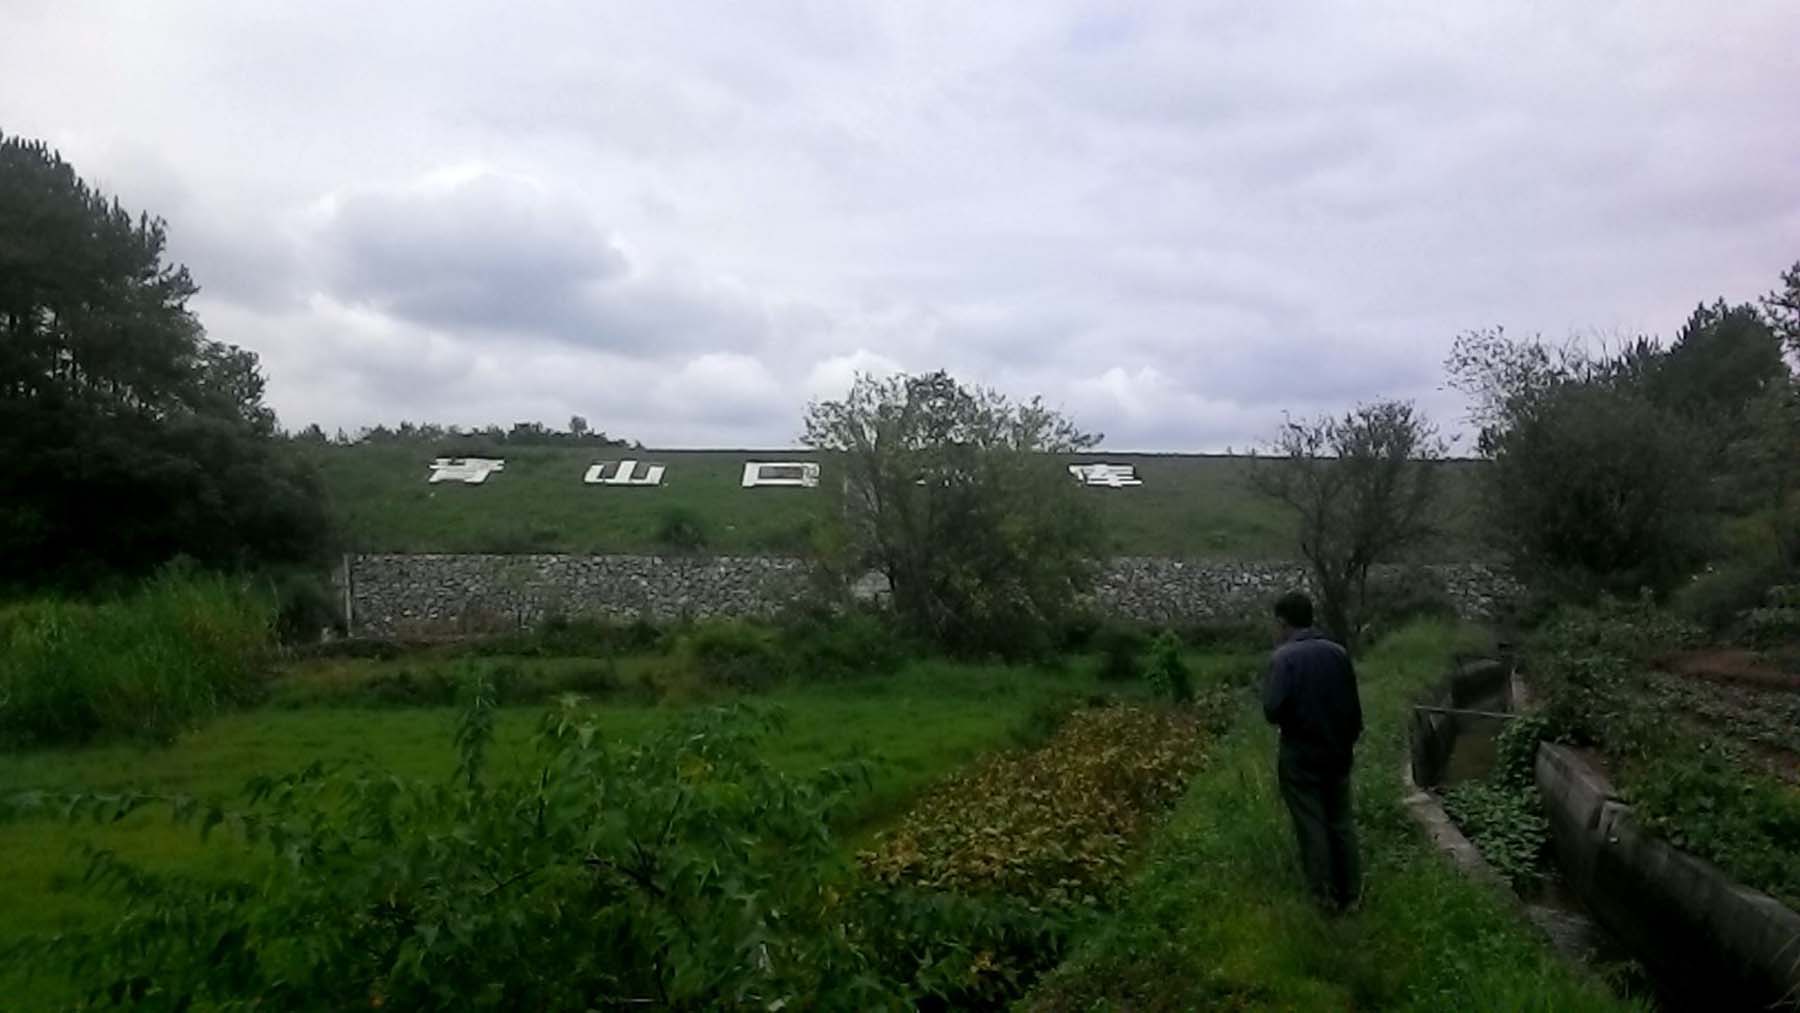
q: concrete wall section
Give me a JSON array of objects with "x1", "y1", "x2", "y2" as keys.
[{"x1": 1536, "y1": 743, "x2": 1800, "y2": 1009}]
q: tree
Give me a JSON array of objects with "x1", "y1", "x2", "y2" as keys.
[
  {"x1": 1446, "y1": 328, "x2": 1712, "y2": 602},
  {"x1": 0, "y1": 132, "x2": 328, "y2": 585},
  {"x1": 802, "y1": 371, "x2": 1101, "y2": 656},
  {"x1": 568, "y1": 413, "x2": 589, "y2": 438},
  {"x1": 1248, "y1": 401, "x2": 1446, "y2": 649},
  {"x1": 1648, "y1": 301, "x2": 1785, "y2": 435},
  {"x1": 1763, "y1": 259, "x2": 1800, "y2": 359}
]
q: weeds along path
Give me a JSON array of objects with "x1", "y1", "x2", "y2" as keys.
[{"x1": 1029, "y1": 623, "x2": 1643, "y2": 1012}]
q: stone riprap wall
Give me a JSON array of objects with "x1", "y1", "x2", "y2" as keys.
[
  {"x1": 1092, "y1": 559, "x2": 1520, "y2": 625},
  {"x1": 347, "y1": 553, "x2": 1520, "y2": 637},
  {"x1": 347, "y1": 553, "x2": 814, "y2": 637}
]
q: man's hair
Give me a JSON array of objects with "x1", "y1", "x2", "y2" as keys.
[{"x1": 1273, "y1": 591, "x2": 1314, "y2": 628}]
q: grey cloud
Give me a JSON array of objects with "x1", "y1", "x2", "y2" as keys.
[{"x1": 3, "y1": 1, "x2": 1797, "y2": 449}]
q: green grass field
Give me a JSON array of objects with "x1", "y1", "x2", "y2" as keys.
[
  {"x1": 1029, "y1": 623, "x2": 1643, "y2": 1011},
  {"x1": 307, "y1": 445, "x2": 1485, "y2": 558},
  {"x1": 0, "y1": 654, "x2": 1137, "y2": 1009}
]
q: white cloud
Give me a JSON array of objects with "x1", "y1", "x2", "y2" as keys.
[{"x1": 3, "y1": 0, "x2": 1797, "y2": 448}]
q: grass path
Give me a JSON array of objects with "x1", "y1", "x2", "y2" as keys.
[{"x1": 1029, "y1": 624, "x2": 1647, "y2": 1012}]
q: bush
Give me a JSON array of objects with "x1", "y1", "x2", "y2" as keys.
[
  {"x1": 778, "y1": 608, "x2": 909, "y2": 681},
  {"x1": 471, "y1": 616, "x2": 665, "y2": 658},
  {"x1": 1173, "y1": 620, "x2": 1270, "y2": 654},
  {"x1": 1738, "y1": 584, "x2": 1800, "y2": 648},
  {"x1": 13, "y1": 702, "x2": 909, "y2": 1008},
  {"x1": 1670, "y1": 561, "x2": 1786, "y2": 634},
  {"x1": 678, "y1": 620, "x2": 787, "y2": 690},
  {"x1": 1493, "y1": 713, "x2": 1550, "y2": 789},
  {"x1": 0, "y1": 572, "x2": 273, "y2": 746},
  {"x1": 654, "y1": 505, "x2": 708, "y2": 553},
  {"x1": 1143, "y1": 632, "x2": 1194, "y2": 704},
  {"x1": 1626, "y1": 745, "x2": 1800, "y2": 910},
  {"x1": 1525, "y1": 595, "x2": 1702, "y2": 752},
  {"x1": 1361, "y1": 566, "x2": 1459, "y2": 644},
  {"x1": 267, "y1": 569, "x2": 343, "y2": 644},
  {"x1": 1092, "y1": 624, "x2": 1147, "y2": 682}
]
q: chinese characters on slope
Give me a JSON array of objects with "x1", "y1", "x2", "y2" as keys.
[{"x1": 428, "y1": 459, "x2": 1143, "y2": 489}]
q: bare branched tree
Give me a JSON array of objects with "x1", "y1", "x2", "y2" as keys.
[{"x1": 1248, "y1": 401, "x2": 1447, "y2": 649}]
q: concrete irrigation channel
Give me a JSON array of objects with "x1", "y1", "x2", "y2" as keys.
[{"x1": 1405, "y1": 655, "x2": 1800, "y2": 1011}]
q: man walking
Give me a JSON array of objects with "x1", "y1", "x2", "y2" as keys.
[{"x1": 1263, "y1": 591, "x2": 1363, "y2": 911}]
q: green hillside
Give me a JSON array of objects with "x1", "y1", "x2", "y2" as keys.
[{"x1": 307, "y1": 445, "x2": 1484, "y2": 559}]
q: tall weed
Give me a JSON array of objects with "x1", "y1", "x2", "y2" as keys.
[{"x1": 0, "y1": 573, "x2": 272, "y2": 746}]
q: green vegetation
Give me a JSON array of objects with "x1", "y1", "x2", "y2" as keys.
[
  {"x1": 0, "y1": 134, "x2": 329, "y2": 587},
  {"x1": 1525, "y1": 600, "x2": 1800, "y2": 910},
  {"x1": 1029, "y1": 623, "x2": 1640, "y2": 1011},
  {"x1": 0, "y1": 654, "x2": 1149, "y2": 1009},
  {"x1": 304, "y1": 442, "x2": 1484, "y2": 559},
  {"x1": 0, "y1": 573, "x2": 273, "y2": 747},
  {"x1": 1248, "y1": 399, "x2": 1448, "y2": 648}
]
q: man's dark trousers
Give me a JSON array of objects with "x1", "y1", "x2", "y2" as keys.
[{"x1": 1277, "y1": 745, "x2": 1359, "y2": 909}]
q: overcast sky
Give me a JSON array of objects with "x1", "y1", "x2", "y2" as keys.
[{"x1": 4, "y1": 1, "x2": 1797, "y2": 449}]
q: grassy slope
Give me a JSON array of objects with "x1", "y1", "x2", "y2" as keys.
[
  {"x1": 0, "y1": 657, "x2": 1121, "y2": 1010},
  {"x1": 308, "y1": 445, "x2": 1484, "y2": 559},
  {"x1": 1029, "y1": 623, "x2": 1643, "y2": 1012}
]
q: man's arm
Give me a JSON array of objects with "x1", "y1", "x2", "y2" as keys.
[
  {"x1": 1262, "y1": 655, "x2": 1290, "y2": 726},
  {"x1": 1346, "y1": 655, "x2": 1364, "y2": 742}
]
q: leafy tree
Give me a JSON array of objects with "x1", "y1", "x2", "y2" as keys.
[
  {"x1": 1648, "y1": 301, "x2": 1785, "y2": 435},
  {"x1": 1763, "y1": 259, "x2": 1800, "y2": 359},
  {"x1": 0, "y1": 132, "x2": 328, "y2": 585},
  {"x1": 1248, "y1": 401, "x2": 1446, "y2": 649},
  {"x1": 802, "y1": 370, "x2": 1101, "y2": 656},
  {"x1": 1488, "y1": 383, "x2": 1709, "y2": 600}
]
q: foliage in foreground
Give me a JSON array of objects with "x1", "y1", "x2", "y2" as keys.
[
  {"x1": 1029, "y1": 622, "x2": 1639, "y2": 1012},
  {"x1": 0, "y1": 573, "x2": 273, "y2": 747},
  {"x1": 9, "y1": 694, "x2": 1134, "y2": 1010},
  {"x1": 1440, "y1": 781, "x2": 1549, "y2": 888}
]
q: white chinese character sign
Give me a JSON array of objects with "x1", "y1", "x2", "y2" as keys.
[
  {"x1": 741, "y1": 461, "x2": 820, "y2": 488},
  {"x1": 428, "y1": 458, "x2": 506, "y2": 484},
  {"x1": 583, "y1": 460, "x2": 667, "y2": 487},
  {"x1": 1068, "y1": 463, "x2": 1142, "y2": 488}
]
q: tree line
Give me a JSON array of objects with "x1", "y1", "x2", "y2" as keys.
[{"x1": 6, "y1": 127, "x2": 1795, "y2": 655}]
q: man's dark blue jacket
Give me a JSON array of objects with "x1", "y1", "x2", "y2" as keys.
[{"x1": 1263, "y1": 628, "x2": 1363, "y2": 775}]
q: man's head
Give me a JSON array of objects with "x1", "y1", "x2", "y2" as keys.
[{"x1": 1273, "y1": 591, "x2": 1314, "y2": 639}]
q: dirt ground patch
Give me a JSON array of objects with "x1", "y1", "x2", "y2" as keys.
[{"x1": 1658, "y1": 648, "x2": 1800, "y2": 693}]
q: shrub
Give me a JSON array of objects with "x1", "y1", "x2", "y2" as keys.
[
  {"x1": 14, "y1": 701, "x2": 916, "y2": 1009},
  {"x1": 1092, "y1": 624, "x2": 1147, "y2": 682},
  {"x1": 654, "y1": 505, "x2": 708, "y2": 553},
  {"x1": 1143, "y1": 632, "x2": 1194, "y2": 704},
  {"x1": 471, "y1": 616, "x2": 665, "y2": 658},
  {"x1": 1626, "y1": 745, "x2": 1800, "y2": 910},
  {"x1": 1493, "y1": 713, "x2": 1551, "y2": 789},
  {"x1": 1525, "y1": 595, "x2": 1702, "y2": 752},
  {"x1": 1173, "y1": 620, "x2": 1269, "y2": 654},
  {"x1": 0, "y1": 572, "x2": 273, "y2": 746},
  {"x1": 1440, "y1": 781, "x2": 1549, "y2": 888},
  {"x1": 862, "y1": 706, "x2": 1212, "y2": 908},
  {"x1": 1360, "y1": 566, "x2": 1459, "y2": 644},
  {"x1": 778, "y1": 609, "x2": 908, "y2": 681},
  {"x1": 1670, "y1": 561, "x2": 1786, "y2": 634},
  {"x1": 678, "y1": 620, "x2": 787, "y2": 690},
  {"x1": 267, "y1": 569, "x2": 343, "y2": 644},
  {"x1": 1738, "y1": 584, "x2": 1800, "y2": 648}
]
